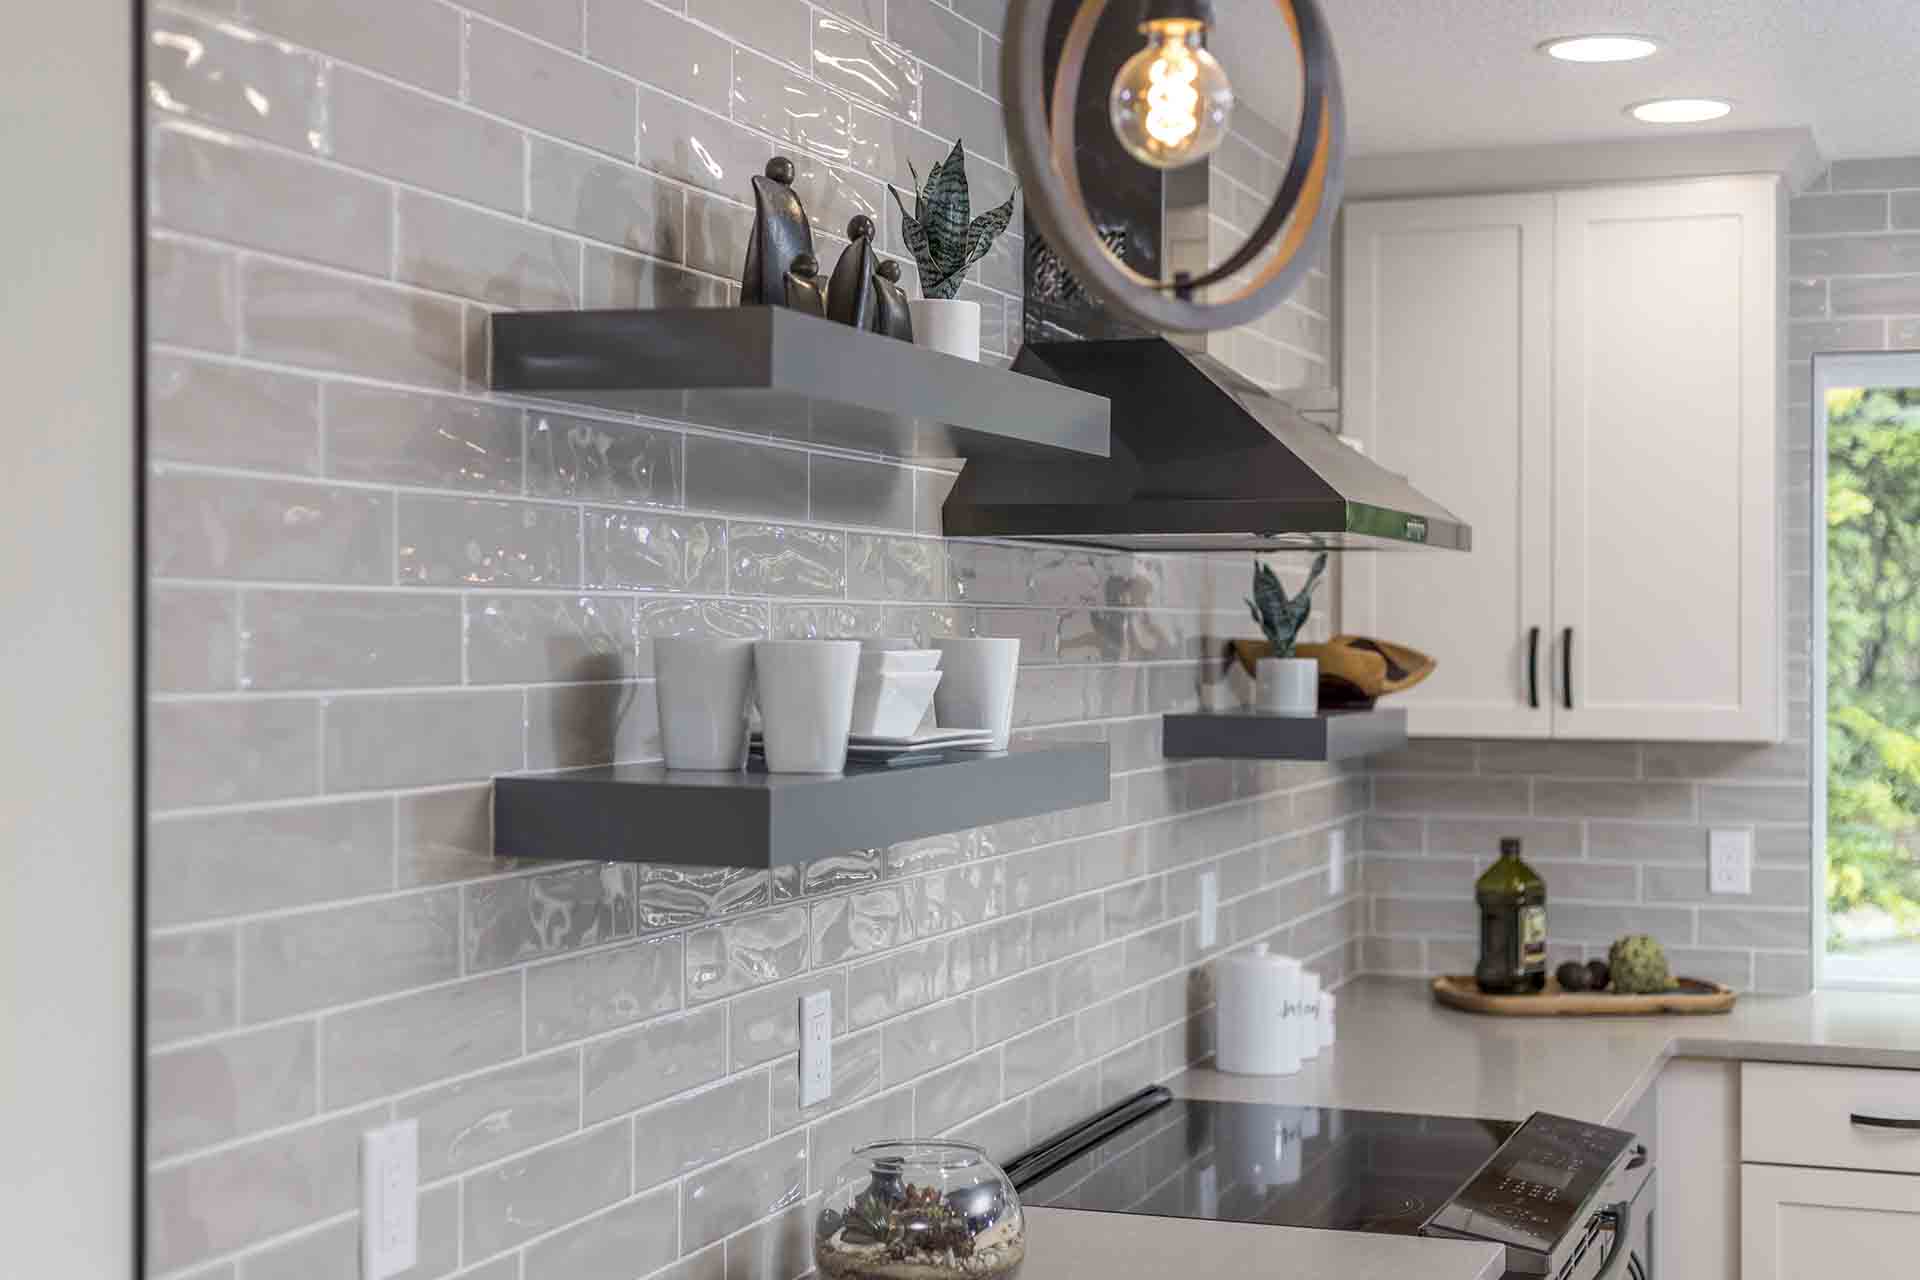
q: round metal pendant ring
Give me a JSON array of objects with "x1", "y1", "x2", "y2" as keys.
[{"x1": 1001, "y1": 0, "x2": 1346, "y2": 332}]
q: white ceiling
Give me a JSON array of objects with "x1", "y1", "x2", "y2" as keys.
[{"x1": 1209, "y1": 0, "x2": 1920, "y2": 161}]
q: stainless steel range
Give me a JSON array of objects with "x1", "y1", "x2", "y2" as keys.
[{"x1": 1005, "y1": 1089, "x2": 1653, "y2": 1280}]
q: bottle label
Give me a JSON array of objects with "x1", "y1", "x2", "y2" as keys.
[{"x1": 1519, "y1": 905, "x2": 1547, "y2": 972}]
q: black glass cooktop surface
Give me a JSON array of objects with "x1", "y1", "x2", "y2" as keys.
[{"x1": 1013, "y1": 1098, "x2": 1520, "y2": 1238}]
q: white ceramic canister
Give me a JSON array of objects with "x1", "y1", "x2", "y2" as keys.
[
  {"x1": 654, "y1": 637, "x2": 756, "y2": 770},
  {"x1": 1299, "y1": 970, "x2": 1323, "y2": 1061},
  {"x1": 907, "y1": 298, "x2": 981, "y2": 361},
  {"x1": 1214, "y1": 943, "x2": 1304, "y2": 1076}
]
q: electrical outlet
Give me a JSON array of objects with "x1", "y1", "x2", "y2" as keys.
[
  {"x1": 799, "y1": 990, "x2": 833, "y2": 1108},
  {"x1": 1327, "y1": 830, "x2": 1347, "y2": 896},
  {"x1": 360, "y1": 1120, "x2": 418, "y2": 1280},
  {"x1": 1198, "y1": 870, "x2": 1219, "y2": 949},
  {"x1": 1709, "y1": 828, "x2": 1753, "y2": 895}
]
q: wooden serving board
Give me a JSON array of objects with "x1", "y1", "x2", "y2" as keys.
[{"x1": 1432, "y1": 974, "x2": 1736, "y2": 1016}]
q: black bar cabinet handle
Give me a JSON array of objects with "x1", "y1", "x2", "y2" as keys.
[
  {"x1": 1527, "y1": 626, "x2": 1541, "y2": 709},
  {"x1": 1851, "y1": 1112, "x2": 1920, "y2": 1131},
  {"x1": 1562, "y1": 627, "x2": 1574, "y2": 710}
]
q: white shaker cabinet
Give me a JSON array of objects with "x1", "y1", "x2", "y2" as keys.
[
  {"x1": 1341, "y1": 176, "x2": 1782, "y2": 742},
  {"x1": 1741, "y1": 1165, "x2": 1920, "y2": 1279}
]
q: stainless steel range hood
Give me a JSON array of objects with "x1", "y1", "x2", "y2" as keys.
[{"x1": 941, "y1": 337, "x2": 1471, "y2": 552}]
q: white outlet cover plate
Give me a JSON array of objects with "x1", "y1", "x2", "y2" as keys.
[
  {"x1": 1709, "y1": 828, "x2": 1753, "y2": 895},
  {"x1": 361, "y1": 1119, "x2": 419, "y2": 1280},
  {"x1": 799, "y1": 990, "x2": 833, "y2": 1108},
  {"x1": 1198, "y1": 870, "x2": 1219, "y2": 949}
]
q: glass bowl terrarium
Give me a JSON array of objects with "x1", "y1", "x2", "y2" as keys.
[{"x1": 815, "y1": 1140, "x2": 1026, "y2": 1280}]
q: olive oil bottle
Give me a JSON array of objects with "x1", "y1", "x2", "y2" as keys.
[{"x1": 1475, "y1": 837, "x2": 1547, "y2": 993}]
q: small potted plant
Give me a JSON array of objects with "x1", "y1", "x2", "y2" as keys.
[
  {"x1": 1242, "y1": 553, "x2": 1328, "y2": 715},
  {"x1": 889, "y1": 139, "x2": 1015, "y2": 361}
]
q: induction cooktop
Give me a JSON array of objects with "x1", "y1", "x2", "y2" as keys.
[{"x1": 1010, "y1": 1094, "x2": 1521, "y2": 1237}]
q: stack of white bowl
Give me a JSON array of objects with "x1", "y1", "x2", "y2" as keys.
[{"x1": 850, "y1": 640, "x2": 944, "y2": 738}]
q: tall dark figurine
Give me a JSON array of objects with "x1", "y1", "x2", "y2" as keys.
[
  {"x1": 871, "y1": 260, "x2": 914, "y2": 342},
  {"x1": 740, "y1": 157, "x2": 815, "y2": 306},
  {"x1": 784, "y1": 253, "x2": 827, "y2": 317},
  {"x1": 826, "y1": 215, "x2": 880, "y2": 329}
]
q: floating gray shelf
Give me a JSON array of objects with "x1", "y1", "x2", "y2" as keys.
[
  {"x1": 489, "y1": 306, "x2": 1111, "y2": 459},
  {"x1": 1161, "y1": 707, "x2": 1408, "y2": 762},
  {"x1": 493, "y1": 742, "x2": 1111, "y2": 869}
]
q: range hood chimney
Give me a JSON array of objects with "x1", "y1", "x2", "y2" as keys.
[
  {"x1": 948, "y1": 0, "x2": 1469, "y2": 554},
  {"x1": 942, "y1": 336, "x2": 1470, "y2": 552}
]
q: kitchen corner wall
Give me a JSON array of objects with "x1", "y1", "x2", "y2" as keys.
[
  {"x1": 140, "y1": 1, "x2": 1349, "y2": 1277},
  {"x1": 1362, "y1": 157, "x2": 1920, "y2": 997}
]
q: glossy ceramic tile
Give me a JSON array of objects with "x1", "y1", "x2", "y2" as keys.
[
  {"x1": 588, "y1": 0, "x2": 733, "y2": 113},
  {"x1": 147, "y1": 697, "x2": 320, "y2": 810},
  {"x1": 583, "y1": 510, "x2": 727, "y2": 591},
  {"x1": 147, "y1": 1022, "x2": 317, "y2": 1159},
  {"x1": 242, "y1": 258, "x2": 465, "y2": 389},
  {"x1": 322, "y1": 689, "x2": 525, "y2": 790},
  {"x1": 685, "y1": 904, "x2": 811, "y2": 1003},
  {"x1": 524, "y1": 1184, "x2": 680, "y2": 1280},
  {"x1": 462, "y1": 1121, "x2": 633, "y2": 1257},
  {"x1": 151, "y1": 471, "x2": 392, "y2": 585},
  {"x1": 148, "y1": 235, "x2": 237, "y2": 352},
  {"x1": 331, "y1": 65, "x2": 526, "y2": 213},
  {"x1": 678, "y1": 1132, "x2": 809, "y2": 1252},
  {"x1": 321, "y1": 971, "x2": 522, "y2": 1105},
  {"x1": 728, "y1": 523, "x2": 846, "y2": 596},
  {"x1": 467, "y1": 864, "x2": 637, "y2": 972},
  {"x1": 812, "y1": 16, "x2": 922, "y2": 121},
  {"x1": 242, "y1": 0, "x2": 461, "y2": 93},
  {"x1": 637, "y1": 83, "x2": 774, "y2": 199},
  {"x1": 398, "y1": 495, "x2": 581, "y2": 587},
  {"x1": 582, "y1": 1004, "x2": 728, "y2": 1122},
  {"x1": 530, "y1": 139, "x2": 686, "y2": 258},
  {"x1": 149, "y1": 797, "x2": 392, "y2": 927},
  {"x1": 240, "y1": 589, "x2": 461, "y2": 690},
  {"x1": 150, "y1": 354, "x2": 320, "y2": 476},
  {"x1": 467, "y1": 16, "x2": 636, "y2": 158},
  {"x1": 147, "y1": 10, "x2": 327, "y2": 151}
]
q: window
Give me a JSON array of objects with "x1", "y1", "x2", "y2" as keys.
[{"x1": 1817, "y1": 353, "x2": 1920, "y2": 987}]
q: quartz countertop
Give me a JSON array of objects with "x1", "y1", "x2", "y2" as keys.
[
  {"x1": 1024, "y1": 975, "x2": 1920, "y2": 1279},
  {"x1": 1025, "y1": 1205, "x2": 1506, "y2": 1280},
  {"x1": 1173, "y1": 974, "x2": 1920, "y2": 1128}
]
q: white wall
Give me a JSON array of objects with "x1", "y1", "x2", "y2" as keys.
[{"x1": 0, "y1": 3, "x2": 137, "y2": 1276}]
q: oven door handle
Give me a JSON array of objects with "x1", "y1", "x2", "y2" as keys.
[{"x1": 1587, "y1": 1200, "x2": 1635, "y2": 1280}]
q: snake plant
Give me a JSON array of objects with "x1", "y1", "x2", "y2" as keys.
[
  {"x1": 889, "y1": 139, "x2": 1016, "y2": 300},
  {"x1": 1247, "y1": 553, "x2": 1329, "y2": 657}
]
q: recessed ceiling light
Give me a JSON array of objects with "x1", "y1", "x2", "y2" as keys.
[
  {"x1": 1540, "y1": 35, "x2": 1660, "y2": 63},
  {"x1": 1627, "y1": 97, "x2": 1734, "y2": 124}
]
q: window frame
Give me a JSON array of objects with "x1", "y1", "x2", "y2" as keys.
[{"x1": 1813, "y1": 350, "x2": 1920, "y2": 990}]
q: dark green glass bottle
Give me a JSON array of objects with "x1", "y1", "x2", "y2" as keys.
[{"x1": 1475, "y1": 837, "x2": 1547, "y2": 993}]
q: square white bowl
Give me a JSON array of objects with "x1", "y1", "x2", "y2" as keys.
[{"x1": 849, "y1": 669, "x2": 942, "y2": 738}]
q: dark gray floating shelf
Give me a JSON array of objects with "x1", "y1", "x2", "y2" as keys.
[
  {"x1": 493, "y1": 742, "x2": 1111, "y2": 869},
  {"x1": 1161, "y1": 707, "x2": 1408, "y2": 762},
  {"x1": 490, "y1": 306, "x2": 1111, "y2": 459}
]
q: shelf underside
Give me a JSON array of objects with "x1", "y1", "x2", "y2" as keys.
[
  {"x1": 494, "y1": 742, "x2": 1112, "y2": 869},
  {"x1": 1161, "y1": 707, "x2": 1409, "y2": 762},
  {"x1": 490, "y1": 306, "x2": 1111, "y2": 460}
]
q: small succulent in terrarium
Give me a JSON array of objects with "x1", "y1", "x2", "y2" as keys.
[
  {"x1": 817, "y1": 1143, "x2": 1024, "y2": 1280},
  {"x1": 1247, "y1": 552, "x2": 1329, "y2": 658},
  {"x1": 889, "y1": 139, "x2": 1017, "y2": 300}
]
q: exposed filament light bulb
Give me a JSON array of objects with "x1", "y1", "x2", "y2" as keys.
[{"x1": 1109, "y1": 13, "x2": 1233, "y2": 169}]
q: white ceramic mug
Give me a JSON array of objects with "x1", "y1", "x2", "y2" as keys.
[
  {"x1": 932, "y1": 637, "x2": 1020, "y2": 750},
  {"x1": 654, "y1": 637, "x2": 756, "y2": 771},
  {"x1": 753, "y1": 640, "x2": 860, "y2": 773}
]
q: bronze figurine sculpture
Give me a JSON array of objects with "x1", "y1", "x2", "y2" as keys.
[
  {"x1": 784, "y1": 253, "x2": 827, "y2": 317},
  {"x1": 826, "y1": 215, "x2": 880, "y2": 330},
  {"x1": 741, "y1": 156, "x2": 816, "y2": 307},
  {"x1": 871, "y1": 259, "x2": 913, "y2": 341}
]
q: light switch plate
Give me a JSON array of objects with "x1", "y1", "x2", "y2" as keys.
[
  {"x1": 1327, "y1": 830, "x2": 1347, "y2": 896},
  {"x1": 361, "y1": 1119, "x2": 418, "y2": 1280},
  {"x1": 1198, "y1": 870, "x2": 1219, "y2": 949},
  {"x1": 799, "y1": 990, "x2": 833, "y2": 1109},
  {"x1": 1709, "y1": 828, "x2": 1753, "y2": 895}
]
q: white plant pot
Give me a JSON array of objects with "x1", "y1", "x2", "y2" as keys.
[
  {"x1": 1256, "y1": 656, "x2": 1319, "y2": 716},
  {"x1": 654, "y1": 637, "x2": 756, "y2": 770},
  {"x1": 753, "y1": 640, "x2": 861, "y2": 773},
  {"x1": 908, "y1": 299, "x2": 981, "y2": 361}
]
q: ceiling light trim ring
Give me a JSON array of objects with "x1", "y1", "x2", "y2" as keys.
[
  {"x1": 1626, "y1": 96, "x2": 1734, "y2": 123},
  {"x1": 1002, "y1": 0, "x2": 1346, "y2": 332},
  {"x1": 1537, "y1": 33, "x2": 1661, "y2": 63}
]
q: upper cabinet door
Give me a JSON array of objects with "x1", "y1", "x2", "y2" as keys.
[
  {"x1": 1342, "y1": 194, "x2": 1556, "y2": 738},
  {"x1": 1551, "y1": 178, "x2": 1781, "y2": 742}
]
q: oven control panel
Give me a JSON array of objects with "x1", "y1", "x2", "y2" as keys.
[{"x1": 1423, "y1": 1112, "x2": 1635, "y2": 1253}]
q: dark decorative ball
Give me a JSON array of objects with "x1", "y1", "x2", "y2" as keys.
[
  {"x1": 846, "y1": 214, "x2": 877, "y2": 242},
  {"x1": 1555, "y1": 960, "x2": 1592, "y2": 992},
  {"x1": 875, "y1": 259, "x2": 902, "y2": 282},
  {"x1": 1587, "y1": 959, "x2": 1611, "y2": 991},
  {"x1": 765, "y1": 155, "x2": 796, "y2": 184},
  {"x1": 788, "y1": 252, "x2": 818, "y2": 278}
]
